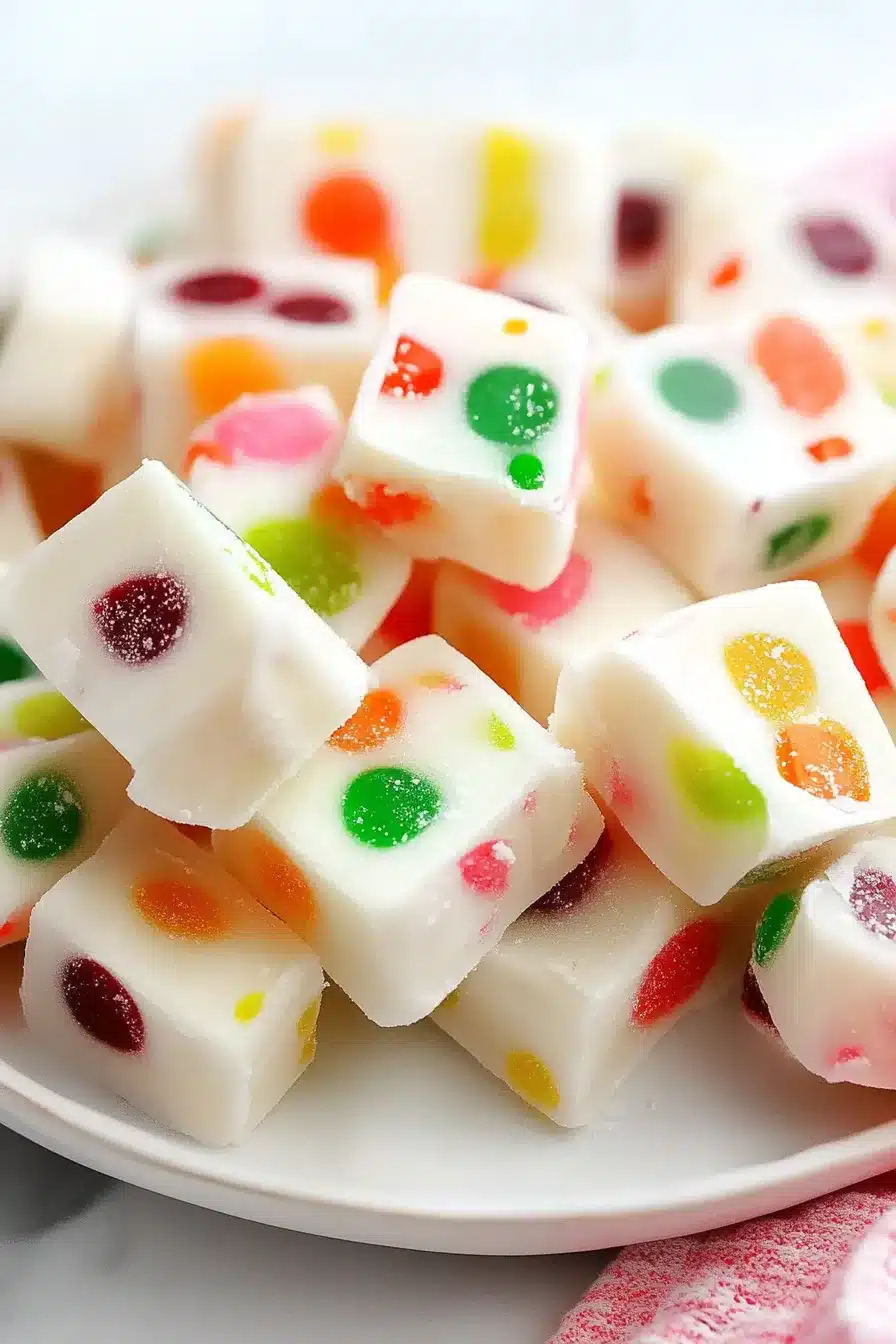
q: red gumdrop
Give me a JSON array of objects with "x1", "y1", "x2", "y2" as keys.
[
  {"x1": 378, "y1": 562, "x2": 435, "y2": 644},
  {"x1": 838, "y1": 620, "x2": 892, "y2": 696},
  {"x1": 93, "y1": 573, "x2": 189, "y2": 667},
  {"x1": 270, "y1": 291, "x2": 352, "y2": 324},
  {"x1": 630, "y1": 918, "x2": 722, "y2": 1028},
  {"x1": 171, "y1": 269, "x2": 263, "y2": 305},
  {"x1": 528, "y1": 831, "x2": 609, "y2": 916},
  {"x1": 380, "y1": 335, "x2": 444, "y2": 399},
  {"x1": 479, "y1": 551, "x2": 591, "y2": 631},
  {"x1": 61, "y1": 956, "x2": 145, "y2": 1054},
  {"x1": 616, "y1": 192, "x2": 666, "y2": 264},
  {"x1": 849, "y1": 866, "x2": 896, "y2": 940},
  {"x1": 458, "y1": 840, "x2": 514, "y2": 897},
  {"x1": 741, "y1": 964, "x2": 779, "y2": 1037}
]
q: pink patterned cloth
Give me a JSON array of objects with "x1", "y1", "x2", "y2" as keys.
[{"x1": 549, "y1": 1175, "x2": 896, "y2": 1343}]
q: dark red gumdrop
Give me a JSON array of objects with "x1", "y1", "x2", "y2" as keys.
[
  {"x1": 93, "y1": 573, "x2": 189, "y2": 667},
  {"x1": 271, "y1": 291, "x2": 352, "y2": 324},
  {"x1": 171, "y1": 269, "x2": 264, "y2": 305},
  {"x1": 848, "y1": 866, "x2": 896, "y2": 940},
  {"x1": 798, "y1": 216, "x2": 876, "y2": 276},
  {"x1": 528, "y1": 830, "x2": 610, "y2": 916},
  {"x1": 741, "y1": 964, "x2": 779, "y2": 1037},
  {"x1": 616, "y1": 192, "x2": 666, "y2": 264},
  {"x1": 61, "y1": 957, "x2": 145, "y2": 1054}
]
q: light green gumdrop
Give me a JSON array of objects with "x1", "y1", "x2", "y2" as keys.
[
  {"x1": 12, "y1": 691, "x2": 90, "y2": 742},
  {"x1": 668, "y1": 738, "x2": 768, "y2": 825},
  {"x1": 243, "y1": 517, "x2": 361, "y2": 616}
]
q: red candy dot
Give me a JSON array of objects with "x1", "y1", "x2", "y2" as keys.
[
  {"x1": 380, "y1": 335, "x2": 444, "y2": 399},
  {"x1": 630, "y1": 918, "x2": 721, "y2": 1028},
  {"x1": 616, "y1": 192, "x2": 666, "y2": 264},
  {"x1": 171, "y1": 269, "x2": 263, "y2": 306},
  {"x1": 849, "y1": 866, "x2": 896, "y2": 940},
  {"x1": 458, "y1": 840, "x2": 514, "y2": 897},
  {"x1": 61, "y1": 956, "x2": 145, "y2": 1054},
  {"x1": 838, "y1": 620, "x2": 891, "y2": 696},
  {"x1": 741, "y1": 965, "x2": 779, "y2": 1037},
  {"x1": 529, "y1": 832, "x2": 608, "y2": 916},
  {"x1": 479, "y1": 551, "x2": 591, "y2": 631},
  {"x1": 379, "y1": 562, "x2": 435, "y2": 644},
  {"x1": 832, "y1": 1044, "x2": 864, "y2": 1066},
  {"x1": 351, "y1": 481, "x2": 432, "y2": 527},
  {"x1": 271, "y1": 291, "x2": 352, "y2": 324},
  {"x1": 93, "y1": 573, "x2": 189, "y2": 667}
]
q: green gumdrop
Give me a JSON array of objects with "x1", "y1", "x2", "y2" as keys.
[
  {"x1": 656, "y1": 357, "x2": 741, "y2": 423},
  {"x1": 669, "y1": 738, "x2": 768, "y2": 826},
  {"x1": 507, "y1": 452, "x2": 545, "y2": 491},
  {"x1": 1, "y1": 770, "x2": 85, "y2": 862},
  {"x1": 342, "y1": 766, "x2": 443, "y2": 848},
  {"x1": 753, "y1": 891, "x2": 800, "y2": 966},
  {"x1": 765, "y1": 515, "x2": 832, "y2": 570},
  {"x1": 0, "y1": 637, "x2": 37, "y2": 685},
  {"x1": 243, "y1": 517, "x2": 361, "y2": 616},
  {"x1": 465, "y1": 364, "x2": 559, "y2": 447},
  {"x1": 12, "y1": 691, "x2": 90, "y2": 742}
]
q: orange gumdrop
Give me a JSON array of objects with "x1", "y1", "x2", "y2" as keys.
[
  {"x1": 329, "y1": 688, "x2": 405, "y2": 752},
  {"x1": 751, "y1": 315, "x2": 847, "y2": 417},
  {"x1": 352, "y1": 481, "x2": 432, "y2": 527},
  {"x1": 630, "y1": 474, "x2": 653, "y2": 519},
  {"x1": 806, "y1": 436, "x2": 853, "y2": 463},
  {"x1": 184, "y1": 337, "x2": 286, "y2": 420},
  {"x1": 775, "y1": 719, "x2": 870, "y2": 802},
  {"x1": 233, "y1": 827, "x2": 318, "y2": 939},
  {"x1": 856, "y1": 487, "x2": 896, "y2": 575},
  {"x1": 17, "y1": 447, "x2": 101, "y2": 535},
  {"x1": 182, "y1": 437, "x2": 232, "y2": 477},
  {"x1": 709, "y1": 254, "x2": 744, "y2": 289},
  {"x1": 133, "y1": 876, "x2": 231, "y2": 940},
  {"x1": 311, "y1": 481, "x2": 369, "y2": 529},
  {"x1": 302, "y1": 172, "x2": 391, "y2": 258}
]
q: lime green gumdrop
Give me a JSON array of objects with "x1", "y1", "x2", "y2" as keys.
[
  {"x1": 669, "y1": 738, "x2": 768, "y2": 825},
  {"x1": 12, "y1": 691, "x2": 89, "y2": 741},
  {"x1": 753, "y1": 891, "x2": 800, "y2": 966},
  {"x1": 243, "y1": 517, "x2": 361, "y2": 617},
  {"x1": 341, "y1": 767, "x2": 442, "y2": 848}
]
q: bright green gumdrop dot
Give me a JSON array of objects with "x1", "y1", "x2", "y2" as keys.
[
  {"x1": 656, "y1": 357, "x2": 741, "y2": 423},
  {"x1": 669, "y1": 738, "x2": 768, "y2": 825},
  {"x1": 0, "y1": 770, "x2": 84, "y2": 862},
  {"x1": 508, "y1": 452, "x2": 545, "y2": 491},
  {"x1": 342, "y1": 766, "x2": 443, "y2": 848},
  {"x1": 765, "y1": 514, "x2": 832, "y2": 570},
  {"x1": 753, "y1": 891, "x2": 800, "y2": 966},
  {"x1": 0, "y1": 637, "x2": 37, "y2": 684},
  {"x1": 465, "y1": 364, "x2": 559, "y2": 448},
  {"x1": 12, "y1": 691, "x2": 89, "y2": 742},
  {"x1": 487, "y1": 712, "x2": 516, "y2": 750},
  {"x1": 243, "y1": 517, "x2": 361, "y2": 617}
]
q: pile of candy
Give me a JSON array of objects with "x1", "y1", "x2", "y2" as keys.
[{"x1": 3, "y1": 111, "x2": 896, "y2": 1145}]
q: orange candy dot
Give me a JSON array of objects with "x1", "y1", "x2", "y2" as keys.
[
  {"x1": 225, "y1": 827, "x2": 318, "y2": 939},
  {"x1": 328, "y1": 688, "x2": 405, "y2": 752},
  {"x1": 856, "y1": 487, "x2": 896, "y2": 575},
  {"x1": 311, "y1": 481, "x2": 369, "y2": 529},
  {"x1": 184, "y1": 337, "x2": 286, "y2": 420},
  {"x1": 302, "y1": 172, "x2": 391, "y2": 258},
  {"x1": 132, "y1": 876, "x2": 231, "y2": 940},
  {"x1": 350, "y1": 481, "x2": 432, "y2": 527},
  {"x1": 417, "y1": 671, "x2": 465, "y2": 691},
  {"x1": 630, "y1": 474, "x2": 653, "y2": 519},
  {"x1": 775, "y1": 719, "x2": 870, "y2": 802},
  {"x1": 182, "y1": 437, "x2": 232, "y2": 477},
  {"x1": 709, "y1": 254, "x2": 744, "y2": 288},
  {"x1": 806, "y1": 436, "x2": 853, "y2": 463},
  {"x1": 751, "y1": 315, "x2": 847, "y2": 417}
]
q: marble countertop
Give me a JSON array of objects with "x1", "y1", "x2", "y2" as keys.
[{"x1": 1, "y1": 1128, "x2": 608, "y2": 1343}]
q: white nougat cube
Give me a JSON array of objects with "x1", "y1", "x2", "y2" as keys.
[
  {"x1": 433, "y1": 803, "x2": 742, "y2": 1127},
  {"x1": 0, "y1": 729, "x2": 130, "y2": 948},
  {"x1": 135, "y1": 256, "x2": 380, "y2": 473},
  {"x1": 433, "y1": 504, "x2": 693, "y2": 725},
  {"x1": 21, "y1": 808, "x2": 324, "y2": 1145},
  {"x1": 751, "y1": 836, "x2": 896, "y2": 1088},
  {"x1": 0, "y1": 460, "x2": 371, "y2": 828},
  {"x1": 590, "y1": 313, "x2": 896, "y2": 596},
  {"x1": 0, "y1": 238, "x2": 137, "y2": 461},
  {"x1": 213, "y1": 634, "x2": 584, "y2": 1027},
  {"x1": 338, "y1": 274, "x2": 588, "y2": 589},
  {"x1": 552, "y1": 581, "x2": 896, "y2": 905},
  {"x1": 0, "y1": 452, "x2": 41, "y2": 560},
  {"x1": 186, "y1": 387, "x2": 411, "y2": 650}
]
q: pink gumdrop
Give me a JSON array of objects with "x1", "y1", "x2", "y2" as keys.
[
  {"x1": 195, "y1": 394, "x2": 339, "y2": 469},
  {"x1": 458, "y1": 840, "x2": 514, "y2": 897},
  {"x1": 479, "y1": 550, "x2": 591, "y2": 631}
]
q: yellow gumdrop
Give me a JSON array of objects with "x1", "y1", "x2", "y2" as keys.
[
  {"x1": 315, "y1": 122, "x2": 364, "y2": 155},
  {"x1": 505, "y1": 1049, "x2": 560, "y2": 1111},
  {"x1": 12, "y1": 691, "x2": 89, "y2": 741},
  {"x1": 478, "y1": 128, "x2": 539, "y2": 269},
  {"x1": 234, "y1": 991, "x2": 265, "y2": 1023},
  {"x1": 723, "y1": 632, "x2": 817, "y2": 722},
  {"x1": 297, "y1": 996, "x2": 321, "y2": 1040}
]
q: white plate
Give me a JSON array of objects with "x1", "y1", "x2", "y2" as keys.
[{"x1": 1, "y1": 944, "x2": 896, "y2": 1254}]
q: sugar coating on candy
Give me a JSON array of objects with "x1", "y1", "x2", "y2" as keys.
[
  {"x1": 184, "y1": 336, "x2": 286, "y2": 419},
  {"x1": 328, "y1": 689, "x2": 404, "y2": 753},
  {"x1": 630, "y1": 917, "x2": 722, "y2": 1027},
  {"x1": 341, "y1": 766, "x2": 443, "y2": 848},
  {"x1": 848, "y1": 865, "x2": 896, "y2": 940},
  {"x1": 464, "y1": 365, "x2": 559, "y2": 470},
  {"x1": 668, "y1": 739, "x2": 768, "y2": 825},
  {"x1": 458, "y1": 839, "x2": 515, "y2": 896},
  {"x1": 0, "y1": 770, "x2": 84, "y2": 862},
  {"x1": 270, "y1": 291, "x2": 352, "y2": 324},
  {"x1": 242, "y1": 517, "x2": 361, "y2": 617},
  {"x1": 528, "y1": 832, "x2": 608, "y2": 915},
  {"x1": 741, "y1": 964, "x2": 778, "y2": 1035},
  {"x1": 838, "y1": 620, "x2": 891, "y2": 695},
  {"x1": 724, "y1": 632, "x2": 817, "y2": 722},
  {"x1": 479, "y1": 550, "x2": 591, "y2": 630},
  {"x1": 798, "y1": 214, "x2": 876, "y2": 276},
  {"x1": 380, "y1": 336, "x2": 444, "y2": 399},
  {"x1": 615, "y1": 192, "x2": 665, "y2": 264},
  {"x1": 765, "y1": 514, "x2": 832, "y2": 569},
  {"x1": 61, "y1": 956, "x2": 145, "y2": 1054},
  {"x1": 655, "y1": 357, "x2": 740, "y2": 423},
  {"x1": 234, "y1": 991, "x2": 265, "y2": 1022},
  {"x1": 775, "y1": 718, "x2": 870, "y2": 801},
  {"x1": 806, "y1": 435, "x2": 853, "y2": 463},
  {"x1": 753, "y1": 890, "x2": 800, "y2": 966},
  {"x1": 93, "y1": 573, "x2": 189, "y2": 667},
  {"x1": 486, "y1": 712, "x2": 515, "y2": 751},
  {"x1": 0, "y1": 637, "x2": 36, "y2": 684},
  {"x1": 191, "y1": 397, "x2": 336, "y2": 469},
  {"x1": 751, "y1": 315, "x2": 847, "y2": 417},
  {"x1": 132, "y1": 876, "x2": 232, "y2": 941},
  {"x1": 172, "y1": 269, "x2": 264, "y2": 306},
  {"x1": 12, "y1": 691, "x2": 89, "y2": 742},
  {"x1": 504, "y1": 1048, "x2": 560, "y2": 1110}
]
